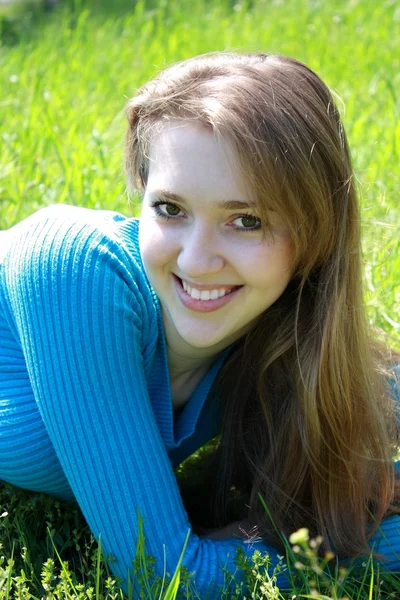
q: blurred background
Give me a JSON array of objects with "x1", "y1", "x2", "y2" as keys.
[{"x1": 0, "y1": 0, "x2": 399, "y2": 340}]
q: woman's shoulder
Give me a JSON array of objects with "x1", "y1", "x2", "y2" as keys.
[
  {"x1": 1, "y1": 204, "x2": 154, "y2": 307},
  {"x1": 3, "y1": 203, "x2": 140, "y2": 267},
  {"x1": 6, "y1": 203, "x2": 138, "y2": 240},
  {"x1": 1, "y1": 205, "x2": 160, "y2": 361}
]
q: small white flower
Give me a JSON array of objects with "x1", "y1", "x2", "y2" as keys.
[{"x1": 289, "y1": 528, "x2": 309, "y2": 544}]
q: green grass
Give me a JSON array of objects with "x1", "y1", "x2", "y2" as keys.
[
  {"x1": 1, "y1": 482, "x2": 400, "y2": 599},
  {"x1": 1, "y1": 0, "x2": 400, "y2": 597},
  {"x1": 0, "y1": 0, "x2": 399, "y2": 338}
]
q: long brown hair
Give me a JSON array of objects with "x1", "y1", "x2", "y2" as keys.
[{"x1": 124, "y1": 52, "x2": 400, "y2": 558}]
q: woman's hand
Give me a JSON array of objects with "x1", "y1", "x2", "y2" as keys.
[{"x1": 199, "y1": 519, "x2": 256, "y2": 540}]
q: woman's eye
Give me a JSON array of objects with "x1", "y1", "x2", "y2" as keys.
[
  {"x1": 164, "y1": 203, "x2": 181, "y2": 216},
  {"x1": 150, "y1": 201, "x2": 183, "y2": 218},
  {"x1": 232, "y1": 215, "x2": 261, "y2": 230},
  {"x1": 239, "y1": 215, "x2": 257, "y2": 228}
]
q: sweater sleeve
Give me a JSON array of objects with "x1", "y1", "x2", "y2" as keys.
[{"x1": 3, "y1": 209, "x2": 280, "y2": 598}]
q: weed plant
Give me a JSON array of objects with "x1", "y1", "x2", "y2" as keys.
[
  {"x1": 0, "y1": 0, "x2": 400, "y2": 597},
  {"x1": 0, "y1": 482, "x2": 400, "y2": 599}
]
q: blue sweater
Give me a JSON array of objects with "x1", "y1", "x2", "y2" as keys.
[
  {"x1": 1, "y1": 204, "x2": 400, "y2": 597},
  {"x1": 0, "y1": 204, "x2": 275, "y2": 597}
]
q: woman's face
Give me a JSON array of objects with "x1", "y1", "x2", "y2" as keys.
[{"x1": 139, "y1": 121, "x2": 294, "y2": 354}]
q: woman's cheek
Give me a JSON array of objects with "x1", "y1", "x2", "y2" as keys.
[{"x1": 140, "y1": 224, "x2": 177, "y2": 270}]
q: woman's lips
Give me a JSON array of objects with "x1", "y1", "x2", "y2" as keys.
[{"x1": 172, "y1": 275, "x2": 243, "y2": 313}]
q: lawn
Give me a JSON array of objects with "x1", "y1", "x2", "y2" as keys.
[{"x1": 0, "y1": 0, "x2": 399, "y2": 597}]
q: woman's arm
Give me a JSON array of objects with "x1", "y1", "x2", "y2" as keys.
[{"x1": 4, "y1": 207, "x2": 282, "y2": 597}]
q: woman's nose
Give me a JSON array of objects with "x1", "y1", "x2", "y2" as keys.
[{"x1": 176, "y1": 225, "x2": 224, "y2": 278}]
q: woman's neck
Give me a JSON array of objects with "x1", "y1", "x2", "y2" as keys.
[{"x1": 167, "y1": 345, "x2": 216, "y2": 380}]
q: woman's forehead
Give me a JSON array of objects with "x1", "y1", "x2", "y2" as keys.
[{"x1": 146, "y1": 121, "x2": 252, "y2": 205}]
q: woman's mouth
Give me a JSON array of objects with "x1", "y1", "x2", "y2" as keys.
[{"x1": 172, "y1": 275, "x2": 243, "y2": 313}]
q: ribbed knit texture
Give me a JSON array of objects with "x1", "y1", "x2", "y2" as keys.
[{"x1": 0, "y1": 204, "x2": 399, "y2": 598}]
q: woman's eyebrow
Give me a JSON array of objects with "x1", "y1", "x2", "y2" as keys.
[{"x1": 148, "y1": 189, "x2": 253, "y2": 210}]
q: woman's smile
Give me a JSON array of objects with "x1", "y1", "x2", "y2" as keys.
[{"x1": 172, "y1": 273, "x2": 244, "y2": 313}]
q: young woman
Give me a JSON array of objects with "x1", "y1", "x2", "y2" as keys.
[{"x1": 0, "y1": 52, "x2": 399, "y2": 597}]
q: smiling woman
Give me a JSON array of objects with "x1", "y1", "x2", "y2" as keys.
[{"x1": 1, "y1": 51, "x2": 400, "y2": 598}]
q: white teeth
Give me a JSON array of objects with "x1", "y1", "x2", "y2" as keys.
[
  {"x1": 200, "y1": 290, "x2": 211, "y2": 301},
  {"x1": 179, "y1": 278, "x2": 235, "y2": 301},
  {"x1": 191, "y1": 288, "x2": 201, "y2": 300}
]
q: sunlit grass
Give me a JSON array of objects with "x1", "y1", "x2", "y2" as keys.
[
  {"x1": 1, "y1": 0, "x2": 399, "y2": 339},
  {"x1": 1, "y1": 0, "x2": 400, "y2": 597}
]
